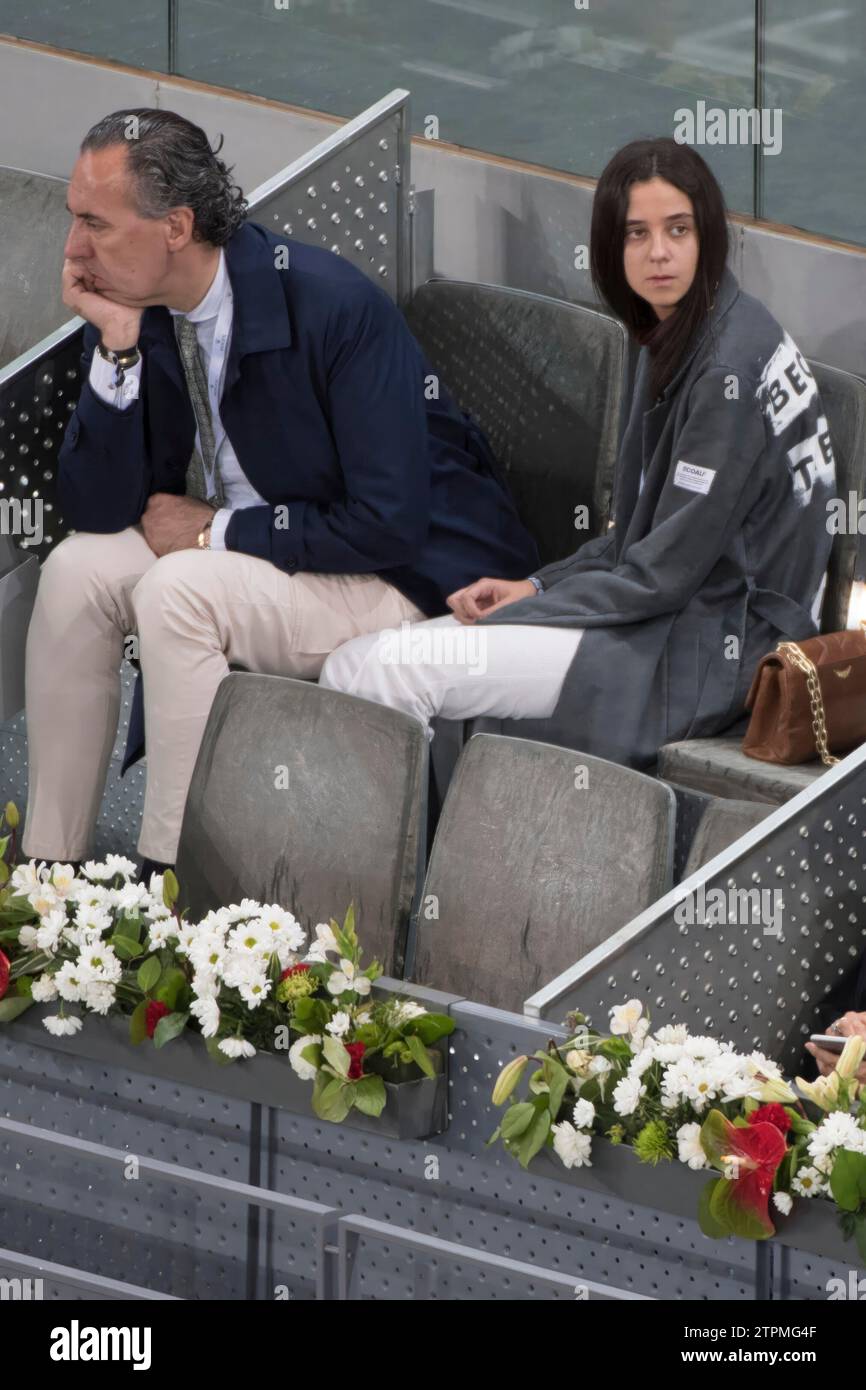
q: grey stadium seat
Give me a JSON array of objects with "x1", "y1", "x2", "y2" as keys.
[
  {"x1": 682, "y1": 797, "x2": 774, "y2": 877},
  {"x1": 175, "y1": 674, "x2": 428, "y2": 977},
  {"x1": 404, "y1": 278, "x2": 627, "y2": 562},
  {"x1": 411, "y1": 734, "x2": 676, "y2": 1013},
  {"x1": 0, "y1": 167, "x2": 71, "y2": 369},
  {"x1": 659, "y1": 359, "x2": 866, "y2": 802}
]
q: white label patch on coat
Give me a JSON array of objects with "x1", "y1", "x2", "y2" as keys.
[
  {"x1": 756, "y1": 331, "x2": 817, "y2": 437},
  {"x1": 674, "y1": 460, "x2": 716, "y2": 494}
]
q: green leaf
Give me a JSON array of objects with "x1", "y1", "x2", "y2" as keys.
[
  {"x1": 354, "y1": 1022, "x2": 383, "y2": 1048},
  {"x1": 351, "y1": 1074, "x2": 387, "y2": 1117},
  {"x1": 547, "y1": 1060, "x2": 570, "y2": 1120},
  {"x1": 341, "y1": 903, "x2": 358, "y2": 952},
  {"x1": 0, "y1": 860, "x2": 9, "y2": 886},
  {"x1": 697, "y1": 1178, "x2": 730, "y2": 1239},
  {"x1": 152, "y1": 1010, "x2": 189, "y2": 1049},
  {"x1": 162, "y1": 868, "x2": 179, "y2": 909},
  {"x1": 516, "y1": 1102, "x2": 551, "y2": 1169},
  {"x1": 322, "y1": 1034, "x2": 350, "y2": 1078},
  {"x1": 128, "y1": 1000, "x2": 148, "y2": 1046},
  {"x1": 784, "y1": 1109, "x2": 815, "y2": 1138},
  {"x1": 708, "y1": 1174, "x2": 773, "y2": 1242},
  {"x1": 0, "y1": 995, "x2": 34, "y2": 1023},
  {"x1": 115, "y1": 912, "x2": 143, "y2": 937},
  {"x1": 403, "y1": 1012, "x2": 455, "y2": 1044},
  {"x1": 136, "y1": 957, "x2": 162, "y2": 995},
  {"x1": 109, "y1": 935, "x2": 144, "y2": 962},
  {"x1": 829, "y1": 1149, "x2": 866, "y2": 1213},
  {"x1": 500, "y1": 1102, "x2": 535, "y2": 1142},
  {"x1": 300, "y1": 1042, "x2": 322, "y2": 1071},
  {"x1": 292, "y1": 997, "x2": 329, "y2": 1033},
  {"x1": 312, "y1": 1073, "x2": 352, "y2": 1123},
  {"x1": 404, "y1": 1031, "x2": 435, "y2": 1079},
  {"x1": 153, "y1": 966, "x2": 189, "y2": 1012}
]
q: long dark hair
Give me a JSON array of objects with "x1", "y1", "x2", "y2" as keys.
[{"x1": 590, "y1": 138, "x2": 729, "y2": 399}]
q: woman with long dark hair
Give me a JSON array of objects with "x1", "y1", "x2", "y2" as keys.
[{"x1": 320, "y1": 138, "x2": 835, "y2": 768}]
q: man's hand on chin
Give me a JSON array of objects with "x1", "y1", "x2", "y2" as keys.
[{"x1": 141, "y1": 494, "x2": 215, "y2": 556}]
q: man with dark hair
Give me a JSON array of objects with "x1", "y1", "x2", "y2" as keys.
[{"x1": 22, "y1": 108, "x2": 537, "y2": 878}]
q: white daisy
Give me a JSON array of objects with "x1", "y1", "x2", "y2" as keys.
[
  {"x1": 792, "y1": 1166, "x2": 826, "y2": 1198},
  {"x1": 42, "y1": 1014, "x2": 83, "y2": 1037},
  {"x1": 190, "y1": 995, "x2": 221, "y2": 1038},
  {"x1": 552, "y1": 1121, "x2": 592, "y2": 1169},
  {"x1": 103, "y1": 854, "x2": 139, "y2": 880},
  {"x1": 613, "y1": 1075, "x2": 646, "y2": 1117},
  {"x1": 30, "y1": 975, "x2": 59, "y2": 1002},
  {"x1": 773, "y1": 1191, "x2": 793, "y2": 1215},
  {"x1": 84, "y1": 981, "x2": 116, "y2": 1015},
  {"x1": 146, "y1": 919, "x2": 176, "y2": 949},
  {"x1": 676, "y1": 1122, "x2": 709, "y2": 1170},
  {"x1": 572, "y1": 1098, "x2": 595, "y2": 1129},
  {"x1": 326, "y1": 1011, "x2": 352, "y2": 1039},
  {"x1": 218, "y1": 1036, "x2": 256, "y2": 1059},
  {"x1": 238, "y1": 977, "x2": 271, "y2": 1008}
]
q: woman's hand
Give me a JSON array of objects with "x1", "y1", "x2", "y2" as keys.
[
  {"x1": 446, "y1": 577, "x2": 537, "y2": 625},
  {"x1": 805, "y1": 1011, "x2": 866, "y2": 1080}
]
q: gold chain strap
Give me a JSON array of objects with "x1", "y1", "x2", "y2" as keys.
[{"x1": 778, "y1": 642, "x2": 839, "y2": 767}]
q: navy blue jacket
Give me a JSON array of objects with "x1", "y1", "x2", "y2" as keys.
[{"x1": 57, "y1": 221, "x2": 538, "y2": 772}]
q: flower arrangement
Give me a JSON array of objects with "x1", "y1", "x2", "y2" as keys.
[
  {"x1": 490, "y1": 998, "x2": 866, "y2": 1260},
  {"x1": 0, "y1": 804, "x2": 453, "y2": 1127}
]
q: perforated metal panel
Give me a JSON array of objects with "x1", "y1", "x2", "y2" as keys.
[
  {"x1": 0, "y1": 332, "x2": 82, "y2": 566},
  {"x1": 529, "y1": 745, "x2": 866, "y2": 1078},
  {"x1": 265, "y1": 1004, "x2": 757, "y2": 1301},
  {"x1": 0, "y1": 1035, "x2": 254, "y2": 1298},
  {"x1": 245, "y1": 89, "x2": 410, "y2": 305}
]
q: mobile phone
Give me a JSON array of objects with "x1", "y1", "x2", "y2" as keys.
[{"x1": 809, "y1": 1034, "x2": 846, "y2": 1053}]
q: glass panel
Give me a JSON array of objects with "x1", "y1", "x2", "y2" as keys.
[
  {"x1": 0, "y1": 0, "x2": 169, "y2": 70},
  {"x1": 175, "y1": 0, "x2": 756, "y2": 215},
  {"x1": 762, "y1": 1, "x2": 865, "y2": 246}
]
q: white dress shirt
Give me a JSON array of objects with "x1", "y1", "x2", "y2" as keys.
[{"x1": 88, "y1": 249, "x2": 266, "y2": 549}]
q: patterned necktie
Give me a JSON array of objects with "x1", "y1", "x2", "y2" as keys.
[{"x1": 173, "y1": 313, "x2": 226, "y2": 508}]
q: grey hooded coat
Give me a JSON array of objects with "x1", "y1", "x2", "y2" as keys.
[{"x1": 479, "y1": 268, "x2": 836, "y2": 767}]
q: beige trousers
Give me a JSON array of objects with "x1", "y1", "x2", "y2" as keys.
[{"x1": 22, "y1": 526, "x2": 425, "y2": 864}]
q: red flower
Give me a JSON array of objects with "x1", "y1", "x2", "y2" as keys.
[
  {"x1": 748, "y1": 1103, "x2": 791, "y2": 1135},
  {"x1": 280, "y1": 963, "x2": 311, "y2": 980},
  {"x1": 145, "y1": 1000, "x2": 170, "y2": 1038},
  {"x1": 345, "y1": 1041, "x2": 366, "y2": 1080},
  {"x1": 701, "y1": 1109, "x2": 788, "y2": 1239},
  {"x1": 0, "y1": 948, "x2": 9, "y2": 1001}
]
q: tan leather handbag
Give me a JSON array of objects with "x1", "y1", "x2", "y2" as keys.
[{"x1": 743, "y1": 626, "x2": 866, "y2": 766}]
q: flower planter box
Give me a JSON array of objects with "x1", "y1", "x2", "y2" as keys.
[
  {"x1": 7, "y1": 992, "x2": 450, "y2": 1141},
  {"x1": 531, "y1": 1137, "x2": 860, "y2": 1267}
]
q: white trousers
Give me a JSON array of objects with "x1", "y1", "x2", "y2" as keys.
[
  {"x1": 22, "y1": 526, "x2": 425, "y2": 864},
  {"x1": 319, "y1": 613, "x2": 583, "y2": 727}
]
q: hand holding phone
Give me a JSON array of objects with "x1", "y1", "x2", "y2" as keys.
[{"x1": 808, "y1": 1033, "x2": 845, "y2": 1053}]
